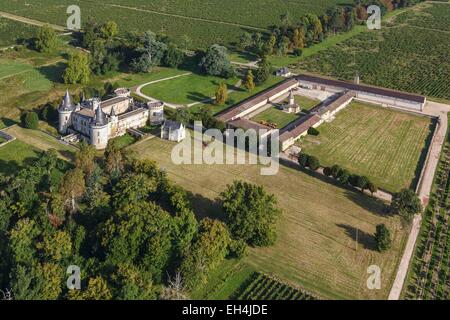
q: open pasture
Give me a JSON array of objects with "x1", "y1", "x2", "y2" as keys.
[{"x1": 129, "y1": 133, "x2": 408, "y2": 299}]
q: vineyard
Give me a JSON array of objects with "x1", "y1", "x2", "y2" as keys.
[
  {"x1": 404, "y1": 114, "x2": 450, "y2": 300},
  {"x1": 395, "y1": 2, "x2": 450, "y2": 32},
  {"x1": 236, "y1": 273, "x2": 316, "y2": 300},
  {"x1": 0, "y1": 17, "x2": 38, "y2": 47},
  {"x1": 0, "y1": 0, "x2": 346, "y2": 48},
  {"x1": 295, "y1": 3, "x2": 450, "y2": 100}
]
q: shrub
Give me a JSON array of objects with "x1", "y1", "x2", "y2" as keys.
[
  {"x1": 21, "y1": 111, "x2": 39, "y2": 129},
  {"x1": 298, "y1": 153, "x2": 309, "y2": 168},
  {"x1": 307, "y1": 127, "x2": 319, "y2": 136},
  {"x1": 330, "y1": 165, "x2": 341, "y2": 178},
  {"x1": 307, "y1": 156, "x2": 320, "y2": 171},
  {"x1": 391, "y1": 189, "x2": 422, "y2": 222},
  {"x1": 367, "y1": 182, "x2": 378, "y2": 195},
  {"x1": 323, "y1": 167, "x2": 332, "y2": 176},
  {"x1": 228, "y1": 239, "x2": 248, "y2": 259},
  {"x1": 375, "y1": 224, "x2": 391, "y2": 252},
  {"x1": 337, "y1": 169, "x2": 350, "y2": 185},
  {"x1": 293, "y1": 48, "x2": 303, "y2": 57}
]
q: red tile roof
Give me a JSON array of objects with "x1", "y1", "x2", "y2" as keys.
[
  {"x1": 297, "y1": 74, "x2": 425, "y2": 104},
  {"x1": 217, "y1": 78, "x2": 298, "y2": 122}
]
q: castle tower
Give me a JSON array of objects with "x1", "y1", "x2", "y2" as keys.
[
  {"x1": 148, "y1": 101, "x2": 165, "y2": 125},
  {"x1": 58, "y1": 90, "x2": 75, "y2": 134},
  {"x1": 90, "y1": 105, "x2": 109, "y2": 150}
]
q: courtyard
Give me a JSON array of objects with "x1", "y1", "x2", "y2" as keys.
[{"x1": 297, "y1": 101, "x2": 434, "y2": 193}]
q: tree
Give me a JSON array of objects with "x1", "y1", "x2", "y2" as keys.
[
  {"x1": 160, "y1": 272, "x2": 188, "y2": 300},
  {"x1": 244, "y1": 70, "x2": 255, "y2": 93},
  {"x1": 37, "y1": 231, "x2": 72, "y2": 262},
  {"x1": 131, "y1": 31, "x2": 168, "y2": 73},
  {"x1": 75, "y1": 141, "x2": 96, "y2": 176},
  {"x1": 180, "y1": 218, "x2": 230, "y2": 289},
  {"x1": 375, "y1": 224, "x2": 391, "y2": 252},
  {"x1": 238, "y1": 32, "x2": 253, "y2": 51},
  {"x1": 254, "y1": 57, "x2": 271, "y2": 84},
  {"x1": 267, "y1": 34, "x2": 277, "y2": 55},
  {"x1": 323, "y1": 167, "x2": 332, "y2": 176},
  {"x1": 221, "y1": 181, "x2": 281, "y2": 246},
  {"x1": 90, "y1": 40, "x2": 119, "y2": 75},
  {"x1": 21, "y1": 111, "x2": 39, "y2": 129},
  {"x1": 307, "y1": 155, "x2": 320, "y2": 171},
  {"x1": 35, "y1": 25, "x2": 58, "y2": 53},
  {"x1": 9, "y1": 218, "x2": 39, "y2": 265},
  {"x1": 69, "y1": 276, "x2": 112, "y2": 300},
  {"x1": 199, "y1": 44, "x2": 234, "y2": 78},
  {"x1": 163, "y1": 44, "x2": 184, "y2": 68},
  {"x1": 111, "y1": 264, "x2": 157, "y2": 300},
  {"x1": 215, "y1": 82, "x2": 228, "y2": 105},
  {"x1": 63, "y1": 52, "x2": 91, "y2": 84},
  {"x1": 367, "y1": 182, "x2": 378, "y2": 195},
  {"x1": 391, "y1": 188, "x2": 422, "y2": 222},
  {"x1": 99, "y1": 21, "x2": 118, "y2": 41},
  {"x1": 298, "y1": 153, "x2": 309, "y2": 168},
  {"x1": 59, "y1": 168, "x2": 86, "y2": 214},
  {"x1": 292, "y1": 27, "x2": 306, "y2": 49}
]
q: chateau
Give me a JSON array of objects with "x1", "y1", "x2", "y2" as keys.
[{"x1": 58, "y1": 88, "x2": 164, "y2": 149}]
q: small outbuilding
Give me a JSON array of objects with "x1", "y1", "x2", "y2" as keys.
[
  {"x1": 161, "y1": 120, "x2": 186, "y2": 142},
  {"x1": 275, "y1": 67, "x2": 292, "y2": 77}
]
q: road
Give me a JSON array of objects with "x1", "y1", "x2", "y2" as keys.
[{"x1": 388, "y1": 100, "x2": 450, "y2": 300}]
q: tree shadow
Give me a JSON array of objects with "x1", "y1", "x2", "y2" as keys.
[
  {"x1": 186, "y1": 191, "x2": 225, "y2": 221},
  {"x1": 336, "y1": 223, "x2": 377, "y2": 251},
  {"x1": 37, "y1": 62, "x2": 66, "y2": 83},
  {"x1": 187, "y1": 91, "x2": 212, "y2": 102},
  {"x1": 0, "y1": 117, "x2": 18, "y2": 127},
  {"x1": 343, "y1": 190, "x2": 390, "y2": 217},
  {"x1": 0, "y1": 159, "x2": 21, "y2": 175}
]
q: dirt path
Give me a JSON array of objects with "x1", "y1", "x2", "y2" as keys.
[
  {"x1": 0, "y1": 11, "x2": 66, "y2": 32},
  {"x1": 134, "y1": 73, "x2": 192, "y2": 109},
  {"x1": 388, "y1": 101, "x2": 450, "y2": 300},
  {"x1": 103, "y1": 3, "x2": 267, "y2": 32}
]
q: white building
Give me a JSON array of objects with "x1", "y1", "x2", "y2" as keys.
[
  {"x1": 161, "y1": 120, "x2": 186, "y2": 142},
  {"x1": 58, "y1": 88, "x2": 163, "y2": 149},
  {"x1": 281, "y1": 90, "x2": 301, "y2": 114}
]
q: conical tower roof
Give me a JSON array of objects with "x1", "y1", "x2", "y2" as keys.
[
  {"x1": 59, "y1": 90, "x2": 75, "y2": 111},
  {"x1": 94, "y1": 104, "x2": 107, "y2": 126}
]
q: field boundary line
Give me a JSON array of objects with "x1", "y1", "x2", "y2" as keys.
[
  {"x1": 0, "y1": 58, "x2": 65, "y2": 81},
  {"x1": 0, "y1": 10, "x2": 66, "y2": 32},
  {"x1": 104, "y1": 3, "x2": 267, "y2": 31}
]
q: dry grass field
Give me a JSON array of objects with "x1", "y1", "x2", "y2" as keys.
[
  {"x1": 297, "y1": 102, "x2": 434, "y2": 193},
  {"x1": 129, "y1": 134, "x2": 408, "y2": 299}
]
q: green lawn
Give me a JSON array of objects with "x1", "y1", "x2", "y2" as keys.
[
  {"x1": 251, "y1": 107, "x2": 299, "y2": 129},
  {"x1": 129, "y1": 133, "x2": 407, "y2": 299},
  {"x1": 297, "y1": 101, "x2": 434, "y2": 193},
  {"x1": 112, "y1": 67, "x2": 188, "y2": 88},
  {"x1": 140, "y1": 73, "x2": 238, "y2": 105},
  {"x1": 109, "y1": 133, "x2": 136, "y2": 149},
  {"x1": 3, "y1": 125, "x2": 77, "y2": 161},
  {"x1": 191, "y1": 75, "x2": 284, "y2": 115},
  {"x1": 294, "y1": 95, "x2": 321, "y2": 111},
  {"x1": 0, "y1": 139, "x2": 40, "y2": 174}
]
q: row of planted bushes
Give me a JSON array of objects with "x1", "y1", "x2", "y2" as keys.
[{"x1": 298, "y1": 152, "x2": 378, "y2": 194}]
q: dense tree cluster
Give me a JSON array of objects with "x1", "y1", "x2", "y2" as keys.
[
  {"x1": 391, "y1": 188, "x2": 423, "y2": 222},
  {"x1": 0, "y1": 139, "x2": 282, "y2": 299}
]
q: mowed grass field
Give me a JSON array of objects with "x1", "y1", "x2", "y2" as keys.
[
  {"x1": 298, "y1": 102, "x2": 434, "y2": 193},
  {"x1": 129, "y1": 134, "x2": 408, "y2": 299},
  {"x1": 141, "y1": 73, "x2": 238, "y2": 105},
  {"x1": 0, "y1": 0, "x2": 347, "y2": 48}
]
